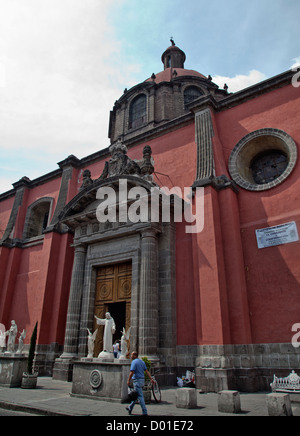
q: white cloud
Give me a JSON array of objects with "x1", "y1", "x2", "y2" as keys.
[
  {"x1": 213, "y1": 69, "x2": 267, "y2": 93},
  {"x1": 0, "y1": 0, "x2": 142, "y2": 194},
  {"x1": 0, "y1": 175, "x2": 14, "y2": 194}
]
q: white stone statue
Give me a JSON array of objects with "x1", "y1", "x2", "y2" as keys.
[
  {"x1": 94, "y1": 313, "x2": 116, "y2": 357},
  {"x1": 87, "y1": 328, "x2": 98, "y2": 358},
  {"x1": 119, "y1": 327, "x2": 131, "y2": 360},
  {"x1": 17, "y1": 329, "x2": 26, "y2": 354},
  {"x1": 0, "y1": 323, "x2": 6, "y2": 351},
  {"x1": 6, "y1": 320, "x2": 18, "y2": 353}
]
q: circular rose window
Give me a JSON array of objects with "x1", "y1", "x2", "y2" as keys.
[
  {"x1": 228, "y1": 129, "x2": 297, "y2": 191},
  {"x1": 251, "y1": 150, "x2": 288, "y2": 185}
]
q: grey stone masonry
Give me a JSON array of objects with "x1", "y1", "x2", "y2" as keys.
[
  {"x1": 176, "y1": 388, "x2": 197, "y2": 409},
  {"x1": 50, "y1": 155, "x2": 80, "y2": 229},
  {"x1": 218, "y1": 390, "x2": 241, "y2": 414},
  {"x1": 266, "y1": 393, "x2": 293, "y2": 417},
  {"x1": 177, "y1": 343, "x2": 300, "y2": 392},
  {"x1": 60, "y1": 244, "x2": 87, "y2": 359},
  {"x1": 71, "y1": 360, "x2": 131, "y2": 402},
  {"x1": 194, "y1": 108, "x2": 215, "y2": 185},
  {"x1": 139, "y1": 229, "x2": 159, "y2": 361},
  {"x1": 0, "y1": 354, "x2": 28, "y2": 388},
  {"x1": 0, "y1": 179, "x2": 29, "y2": 245},
  {"x1": 53, "y1": 176, "x2": 178, "y2": 380}
]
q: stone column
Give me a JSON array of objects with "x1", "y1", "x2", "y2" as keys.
[
  {"x1": 139, "y1": 229, "x2": 159, "y2": 362},
  {"x1": 60, "y1": 243, "x2": 87, "y2": 359}
]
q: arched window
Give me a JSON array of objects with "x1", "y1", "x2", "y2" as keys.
[
  {"x1": 23, "y1": 198, "x2": 53, "y2": 239},
  {"x1": 184, "y1": 86, "x2": 203, "y2": 108},
  {"x1": 129, "y1": 94, "x2": 147, "y2": 130}
]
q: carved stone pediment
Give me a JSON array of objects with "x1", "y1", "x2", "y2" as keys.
[
  {"x1": 99, "y1": 140, "x2": 142, "y2": 179},
  {"x1": 80, "y1": 140, "x2": 155, "y2": 192},
  {"x1": 59, "y1": 175, "x2": 155, "y2": 229}
]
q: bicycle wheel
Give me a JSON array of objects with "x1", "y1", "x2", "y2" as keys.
[{"x1": 152, "y1": 380, "x2": 162, "y2": 403}]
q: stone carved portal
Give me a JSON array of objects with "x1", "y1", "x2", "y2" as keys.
[
  {"x1": 94, "y1": 263, "x2": 132, "y2": 357},
  {"x1": 54, "y1": 142, "x2": 177, "y2": 382}
]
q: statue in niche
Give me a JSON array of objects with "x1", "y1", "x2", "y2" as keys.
[
  {"x1": 17, "y1": 329, "x2": 26, "y2": 354},
  {"x1": 6, "y1": 320, "x2": 18, "y2": 353},
  {"x1": 87, "y1": 328, "x2": 98, "y2": 358},
  {"x1": 119, "y1": 327, "x2": 131, "y2": 360},
  {"x1": 94, "y1": 313, "x2": 116, "y2": 357}
]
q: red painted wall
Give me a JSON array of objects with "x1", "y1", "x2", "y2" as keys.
[
  {"x1": 214, "y1": 84, "x2": 300, "y2": 345},
  {"x1": 1, "y1": 81, "x2": 300, "y2": 350},
  {"x1": 0, "y1": 176, "x2": 74, "y2": 346},
  {"x1": 0, "y1": 196, "x2": 15, "y2": 238}
]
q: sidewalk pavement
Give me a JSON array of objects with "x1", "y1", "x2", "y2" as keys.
[{"x1": 0, "y1": 377, "x2": 300, "y2": 416}]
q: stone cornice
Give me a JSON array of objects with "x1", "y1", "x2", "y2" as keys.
[
  {"x1": 188, "y1": 69, "x2": 295, "y2": 114},
  {"x1": 0, "y1": 70, "x2": 294, "y2": 200}
]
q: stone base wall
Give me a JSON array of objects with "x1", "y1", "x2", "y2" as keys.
[
  {"x1": 35, "y1": 343, "x2": 63, "y2": 377},
  {"x1": 71, "y1": 359, "x2": 131, "y2": 402},
  {"x1": 176, "y1": 343, "x2": 300, "y2": 392},
  {"x1": 0, "y1": 354, "x2": 28, "y2": 387},
  {"x1": 35, "y1": 342, "x2": 300, "y2": 393},
  {"x1": 195, "y1": 343, "x2": 300, "y2": 392}
]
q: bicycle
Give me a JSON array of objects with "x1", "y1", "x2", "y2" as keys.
[{"x1": 150, "y1": 369, "x2": 162, "y2": 403}]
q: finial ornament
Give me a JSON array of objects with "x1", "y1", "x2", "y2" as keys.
[{"x1": 170, "y1": 37, "x2": 175, "y2": 46}]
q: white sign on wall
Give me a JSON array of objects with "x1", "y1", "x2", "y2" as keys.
[{"x1": 256, "y1": 221, "x2": 299, "y2": 249}]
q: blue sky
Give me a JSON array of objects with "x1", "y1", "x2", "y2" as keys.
[{"x1": 0, "y1": 0, "x2": 299, "y2": 194}]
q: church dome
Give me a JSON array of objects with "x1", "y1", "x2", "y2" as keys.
[
  {"x1": 146, "y1": 68, "x2": 207, "y2": 84},
  {"x1": 108, "y1": 41, "x2": 226, "y2": 144}
]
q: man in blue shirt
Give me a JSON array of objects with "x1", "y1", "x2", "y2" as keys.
[{"x1": 126, "y1": 351, "x2": 154, "y2": 416}]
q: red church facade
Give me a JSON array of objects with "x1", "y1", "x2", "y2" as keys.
[{"x1": 1, "y1": 43, "x2": 300, "y2": 391}]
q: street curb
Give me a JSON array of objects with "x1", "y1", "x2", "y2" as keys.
[{"x1": 0, "y1": 400, "x2": 72, "y2": 416}]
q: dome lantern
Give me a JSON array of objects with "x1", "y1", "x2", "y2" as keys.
[{"x1": 161, "y1": 39, "x2": 186, "y2": 70}]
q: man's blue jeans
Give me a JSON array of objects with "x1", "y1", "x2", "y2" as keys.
[{"x1": 129, "y1": 378, "x2": 148, "y2": 415}]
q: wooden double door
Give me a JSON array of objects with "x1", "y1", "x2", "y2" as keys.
[{"x1": 93, "y1": 262, "x2": 132, "y2": 357}]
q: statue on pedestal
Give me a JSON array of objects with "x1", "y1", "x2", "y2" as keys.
[
  {"x1": 94, "y1": 313, "x2": 116, "y2": 358},
  {"x1": 6, "y1": 320, "x2": 18, "y2": 353},
  {"x1": 0, "y1": 324, "x2": 6, "y2": 352},
  {"x1": 119, "y1": 327, "x2": 131, "y2": 360},
  {"x1": 17, "y1": 329, "x2": 26, "y2": 354},
  {"x1": 87, "y1": 328, "x2": 98, "y2": 358}
]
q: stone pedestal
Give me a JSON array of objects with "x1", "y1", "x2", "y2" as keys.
[
  {"x1": 266, "y1": 393, "x2": 293, "y2": 417},
  {"x1": 98, "y1": 351, "x2": 114, "y2": 361},
  {"x1": 176, "y1": 388, "x2": 197, "y2": 409},
  {"x1": 71, "y1": 359, "x2": 131, "y2": 403},
  {"x1": 218, "y1": 390, "x2": 241, "y2": 414},
  {"x1": 0, "y1": 354, "x2": 28, "y2": 387}
]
